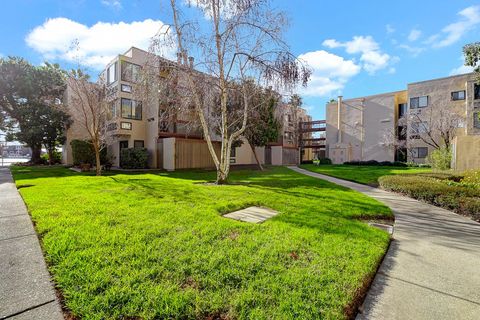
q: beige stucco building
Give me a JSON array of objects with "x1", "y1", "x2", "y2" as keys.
[
  {"x1": 64, "y1": 47, "x2": 310, "y2": 170},
  {"x1": 326, "y1": 73, "x2": 480, "y2": 171}
]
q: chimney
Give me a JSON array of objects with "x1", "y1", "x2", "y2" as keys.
[
  {"x1": 188, "y1": 56, "x2": 194, "y2": 69},
  {"x1": 337, "y1": 96, "x2": 343, "y2": 144}
]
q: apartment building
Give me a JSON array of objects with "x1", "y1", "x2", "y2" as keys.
[
  {"x1": 326, "y1": 73, "x2": 480, "y2": 171},
  {"x1": 64, "y1": 47, "x2": 309, "y2": 170}
]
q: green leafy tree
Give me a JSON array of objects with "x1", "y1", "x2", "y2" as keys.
[
  {"x1": 244, "y1": 90, "x2": 281, "y2": 170},
  {"x1": 0, "y1": 57, "x2": 68, "y2": 164},
  {"x1": 463, "y1": 42, "x2": 480, "y2": 82}
]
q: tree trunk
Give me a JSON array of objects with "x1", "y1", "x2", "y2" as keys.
[
  {"x1": 216, "y1": 169, "x2": 228, "y2": 185},
  {"x1": 249, "y1": 142, "x2": 263, "y2": 171},
  {"x1": 93, "y1": 141, "x2": 102, "y2": 176},
  {"x1": 48, "y1": 148, "x2": 54, "y2": 166},
  {"x1": 30, "y1": 145, "x2": 42, "y2": 164}
]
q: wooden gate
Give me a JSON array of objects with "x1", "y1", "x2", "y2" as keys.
[{"x1": 175, "y1": 138, "x2": 221, "y2": 169}]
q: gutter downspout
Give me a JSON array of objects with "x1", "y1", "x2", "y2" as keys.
[{"x1": 337, "y1": 96, "x2": 342, "y2": 144}]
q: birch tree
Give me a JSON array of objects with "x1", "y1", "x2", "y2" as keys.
[{"x1": 163, "y1": 0, "x2": 310, "y2": 183}]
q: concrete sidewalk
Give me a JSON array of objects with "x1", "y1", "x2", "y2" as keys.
[
  {"x1": 0, "y1": 168, "x2": 63, "y2": 320},
  {"x1": 288, "y1": 166, "x2": 480, "y2": 320}
]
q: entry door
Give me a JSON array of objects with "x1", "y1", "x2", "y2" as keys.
[{"x1": 119, "y1": 141, "x2": 128, "y2": 166}]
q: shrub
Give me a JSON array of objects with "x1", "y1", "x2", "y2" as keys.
[
  {"x1": 70, "y1": 140, "x2": 107, "y2": 166},
  {"x1": 427, "y1": 147, "x2": 452, "y2": 170},
  {"x1": 319, "y1": 158, "x2": 332, "y2": 165},
  {"x1": 379, "y1": 174, "x2": 480, "y2": 221},
  {"x1": 120, "y1": 148, "x2": 149, "y2": 169},
  {"x1": 343, "y1": 160, "x2": 408, "y2": 167},
  {"x1": 41, "y1": 150, "x2": 62, "y2": 164},
  {"x1": 462, "y1": 170, "x2": 480, "y2": 187}
]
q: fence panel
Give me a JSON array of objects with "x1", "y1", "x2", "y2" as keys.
[{"x1": 175, "y1": 138, "x2": 221, "y2": 169}]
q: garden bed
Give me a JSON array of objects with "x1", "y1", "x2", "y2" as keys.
[{"x1": 379, "y1": 173, "x2": 480, "y2": 222}]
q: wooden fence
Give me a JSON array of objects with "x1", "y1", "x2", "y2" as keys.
[{"x1": 175, "y1": 138, "x2": 221, "y2": 169}]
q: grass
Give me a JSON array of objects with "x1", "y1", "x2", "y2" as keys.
[
  {"x1": 12, "y1": 166, "x2": 392, "y2": 320},
  {"x1": 300, "y1": 164, "x2": 432, "y2": 186}
]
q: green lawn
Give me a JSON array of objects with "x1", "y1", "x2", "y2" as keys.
[
  {"x1": 300, "y1": 164, "x2": 432, "y2": 186},
  {"x1": 12, "y1": 166, "x2": 392, "y2": 319}
]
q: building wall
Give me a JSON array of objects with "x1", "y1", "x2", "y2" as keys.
[
  {"x1": 326, "y1": 92, "x2": 398, "y2": 164},
  {"x1": 452, "y1": 135, "x2": 480, "y2": 172},
  {"x1": 406, "y1": 74, "x2": 472, "y2": 163}
]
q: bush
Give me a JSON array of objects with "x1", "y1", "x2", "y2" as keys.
[
  {"x1": 319, "y1": 158, "x2": 332, "y2": 165},
  {"x1": 379, "y1": 174, "x2": 480, "y2": 221},
  {"x1": 71, "y1": 140, "x2": 107, "y2": 166},
  {"x1": 41, "y1": 150, "x2": 62, "y2": 164},
  {"x1": 462, "y1": 170, "x2": 480, "y2": 187},
  {"x1": 427, "y1": 147, "x2": 452, "y2": 170},
  {"x1": 343, "y1": 160, "x2": 408, "y2": 167},
  {"x1": 120, "y1": 148, "x2": 149, "y2": 169}
]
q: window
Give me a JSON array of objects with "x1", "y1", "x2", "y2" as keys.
[
  {"x1": 107, "y1": 122, "x2": 117, "y2": 131},
  {"x1": 412, "y1": 147, "x2": 428, "y2": 158},
  {"x1": 411, "y1": 121, "x2": 429, "y2": 134},
  {"x1": 121, "y1": 84, "x2": 132, "y2": 93},
  {"x1": 121, "y1": 98, "x2": 142, "y2": 120},
  {"x1": 410, "y1": 96, "x2": 428, "y2": 109},
  {"x1": 398, "y1": 103, "x2": 407, "y2": 118},
  {"x1": 134, "y1": 140, "x2": 144, "y2": 148},
  {"x1": 120, "y1": 122, "x2": 132, "y2": 130},
  {"x1": 451, "y1": 90, "x2": 465, "y2": 101},
  {"x1": 109, "y1": 100, "x2": 117, "y2": 118},
  {"x1": 474, "y1": 112, "x2": 480, "y2": 129},
  {"x1": 107, "y1": 62, "x2": 117, "y2": 85},
  {"x1": 475, "y1": 84, "x2": 480, "y2": 100},
  {"x1": 121, "y1": 61, "x2": 141, "y2": 82}
]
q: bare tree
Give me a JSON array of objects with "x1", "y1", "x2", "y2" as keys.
[
  {"x1": 67, "y1": 70, "x2": 109, "y2": 176},
  {"x1": 152, "y1": 0, "x2": 310, "y2": 184},
  {"x1": 407, "y1": 107, "x2": 463, "y2": 151}
]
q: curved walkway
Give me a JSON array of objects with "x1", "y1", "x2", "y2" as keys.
[
  {"x1": 0, "y1": 168, "x2": 63, "y2": 320},
  {"x1": 288, "y1": 166, "x2": 480, "y2": 320}
]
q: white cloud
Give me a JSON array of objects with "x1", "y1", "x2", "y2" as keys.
[
  {"x1": 428, "y1": 5, "x2": 480, "y2": 48},
  {"x1": 450, "y1": 64, "x2": 474, "y2": 75},
  {"x1": 322, "y1": 36, "x2": 393, "y2": 74},
  {"x1": 386, "y1": 24, "x2": 395, "y2": 34},
  {"x1": 26, "y1": 17, "x2": 172, "y2": 70},
  {"x1": 101, "y1": 0, "x2": 122, "y2": 10},
  {"x1": 298, "y1": 50, "x2": 361, "y2": 97},
  {"x1": 398, "y1": 44, "x2": 425, "y2": 57},
  {"x1": 408, "y1": 29, "x2": 422, "y2": 41}
]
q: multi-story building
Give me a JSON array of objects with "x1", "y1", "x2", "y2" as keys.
[
  {"x1": 63, "y1": 47, "x2": 310, "y2": 169},
  {"x1": 326, "y1": 73, "x2": 480, "y2": 171}
]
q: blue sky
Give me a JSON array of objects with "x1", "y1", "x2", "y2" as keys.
[{"x1": 1, "y1": 0, "x2": 479, "y2": 120}]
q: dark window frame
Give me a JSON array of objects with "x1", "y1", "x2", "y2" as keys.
[
  {"x1": 134, "y1": 140, "x2": 144, "y2": 148},
  {"x1": 107, "y1": 62, "x2": 117, "y2": 85},
  {"x1": 121, "y1": 61, "x2": 142, "y2": 83},
  {"x1": 410, "y1": 96, "x2": 428, "y2": 109},
  {"x1": 121, "y1": 84, "x2": 132, "y2": 93},
  {"x1": 474, "y1": 112, "x2": 480, "y2": 129},
  {"x1": 120, "y1": 122, "x2": 132, "y2": 130},
  {"x1": 474, "y1": 84, "x2": 480, "y2": 100},
  {"x1": 412, "y1": 147, "x2": 428, "y2": 158},
  {"x1": 121, "y1": 98, "x2": 142, "y2": 120},
  {"x1": 451, "y1": 90, "x2": 466, "y2": 101}
]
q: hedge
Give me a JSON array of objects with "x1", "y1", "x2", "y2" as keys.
[
  {"x1": 344, "y1": 160, "x2": 408, "y2": 167},
  {"x1": 379, "y1": 175, "x2": 480, "y2": 221},
  {"x1": 120, "y1": 148, "x2": 149, "y2": 169},
  {"x1": 70, "y1": 140, "x2": 107, "y2": 166}
]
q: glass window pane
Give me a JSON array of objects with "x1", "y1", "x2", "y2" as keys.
[
  {"x1": 121, "y1": 98, "x2": 132, "y2": 118},
  {"x1": 410, "y1": 97, "x2": 419, "y2": 109},
  {"x1": 419, "y1": 96, "x2": 428, "y2": 107}
]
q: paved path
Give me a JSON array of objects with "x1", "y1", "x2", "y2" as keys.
[
  {"x1": 288, "y1": 166, "x2": 480, "y2": 320},
  {"x1": 0, "y1": 168, "x2": 63, "y2": 320}
]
